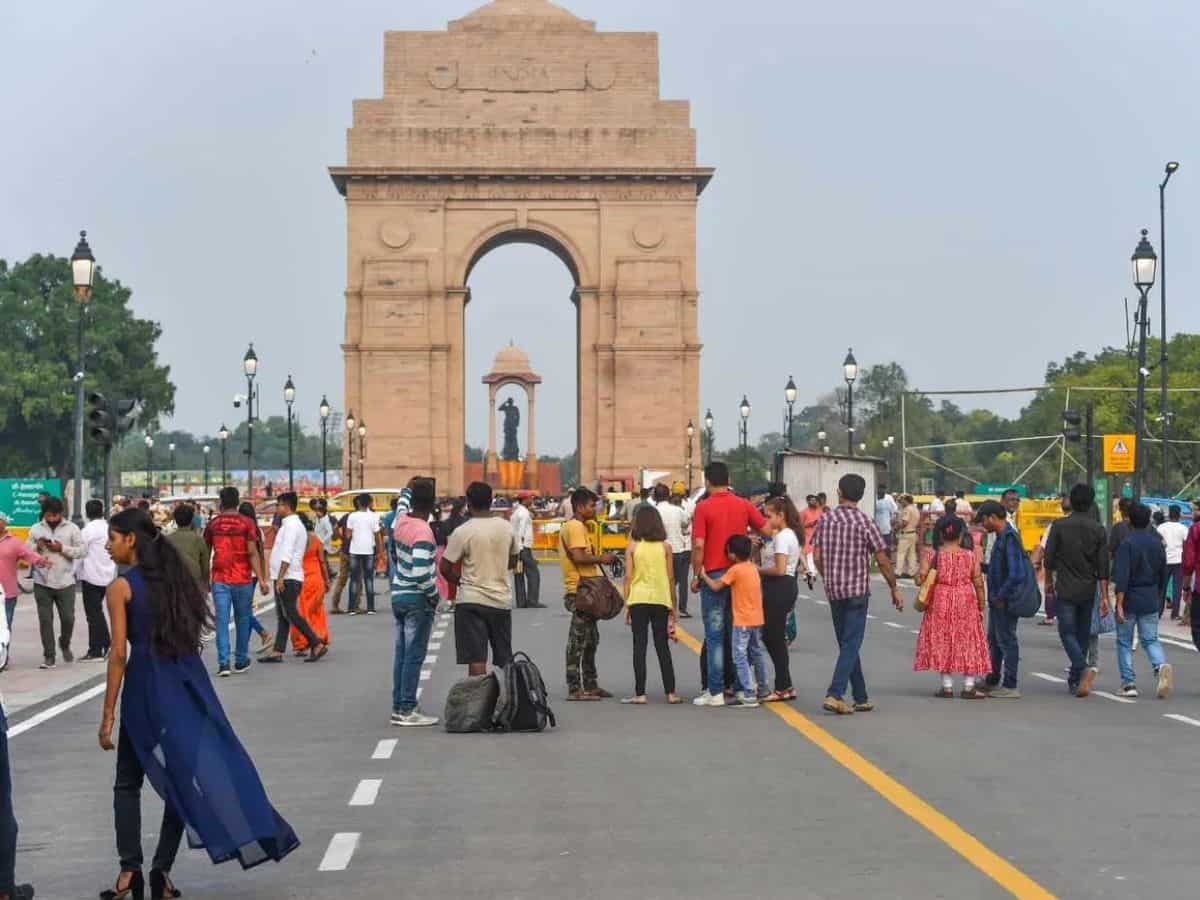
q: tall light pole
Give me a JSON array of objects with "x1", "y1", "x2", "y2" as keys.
[
  {"x1": 738, "y1": 396, "x2": 751, "y2": 484},
  {"x1": 144, "y1": 433, "x2": 154, "y2": 496},
  {"x1": 843, "y1": 349, "x2": 859, "y2": 456},
  {"x1": 704, "y1": 409, "x2": 715, "y2": 467},
  {"x1": 686, "y1": 419, "x2": 696, "y2": 493},
  {"x1": 203, "y1": 445, "x2": 211, "y2": 493},
  {"x1": 70, "y1": 231, "x2": 96, "y2": 524},
  {"x1": 218, "y1": 424, "x2": 230, "y2": 487},
  {"x1": 1159, "y1": 161, "x2": 1180, "y2": 496},
  {"x1": 1131, "y1": 229, "x2": 1158, "y2": 501},
  {"x1": 168, "y1": 442, "x2": 176, "y2": 495},
  {"x1": 319, "y1": 395, "x2": 331, "y2": 497},
  {"x1": 284, "y1": 374, "x2": 296, "y2": 492},
  {"x1": 243, "y1": 344, "x2": 258, "y2": 499},
  {"x1": 784, "y1": 375, "x2": 798, "y2": 449},
  {"x1": 358, "y1": 421, "x2": 367, "y2": 488},
  {"x1": 345, "y1": 411, "x2": 357, "y2": 490}
]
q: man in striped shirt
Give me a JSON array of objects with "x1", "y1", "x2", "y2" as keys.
[{"x1": 390, "y1": 479, "x2": 441, "y2": 727}]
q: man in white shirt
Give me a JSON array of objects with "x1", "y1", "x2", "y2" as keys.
[
  {"x1": 78, "y1": 499, "x2": 116, "y2": 661},
  {"x1": 262, "y1": 492, "x2": 327, "y2": 663},
  {"x1": 345, "y1": 493, "x2": 384, "y2": 615},
  {"x1": 1158, "y1": 505, "x2": 1189, "y2": 620},
  {"x1": 874, "y1": 487, "x2": 898, "y2": 555},
  {"x1": 510, "y1": 494, "x2": 542, "y2": 609},
  {"x1": 657, "y1": 483, "x2": 694, "y2": 617}
]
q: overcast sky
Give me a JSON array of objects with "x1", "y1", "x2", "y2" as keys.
[{"x1": 2, "y1": 0, "x2": 1196, "y2": 456}]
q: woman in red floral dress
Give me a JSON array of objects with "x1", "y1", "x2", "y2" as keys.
[{"x1": 913, "y1": 517, "x2": 991, "y2": 698}]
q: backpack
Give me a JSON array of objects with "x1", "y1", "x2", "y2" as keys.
[
  {"x1": 492, "y1": 652, "x2": 557, "y2": 733},
  {"x1": 443, "y1": 673, "x2": 500, "y2": 733},
  {"x1": 997, "y1": 530, "x2": 1042, "y2": 618}
]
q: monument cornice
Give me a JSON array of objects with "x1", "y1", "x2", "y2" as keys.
[{"x1": 330, "y1": 165, "x2": 714, "y2": 197}]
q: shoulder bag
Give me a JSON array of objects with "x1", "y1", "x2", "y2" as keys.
[
  {"x1": 915, "y1": 552, "x2": 939, "y2": 614},
  {"x1": 562, "y1": 526, "x2": 625, "y2": 620}
]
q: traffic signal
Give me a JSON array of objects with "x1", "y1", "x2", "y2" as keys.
[
  {"x1": 115, "y1": 398, "x2": 143, "y2": 438},
  {"x1": 1063, "y1": 409, "x2": 1082, "y2": 442},
  {"x1": 88, "y1": 392, "x2": 115, "y2": 447}
]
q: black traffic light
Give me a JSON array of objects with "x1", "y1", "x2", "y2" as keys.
[
  {"x1": 114, "y1": 398, "x2": 143, "y2": 437},
  {"x1": 88, "y1": 391, "x2": 115, "y2": 447},
  {"x1": 1063, "y1": 408, "x2": 1082, "y2": 442}
]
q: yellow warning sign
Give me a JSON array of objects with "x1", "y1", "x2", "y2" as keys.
[{"x1": 1103, "y1": 434, "x2": 1136, "y2": 474}]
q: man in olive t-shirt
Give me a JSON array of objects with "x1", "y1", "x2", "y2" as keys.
[
  {"x1": 440, "y1": 482, "x2": 519, "y2": 675},
  {"x1": 558, "y1": 487, "x2": 617, "y2": 700}
]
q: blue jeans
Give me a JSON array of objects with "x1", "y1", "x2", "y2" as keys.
[
  {"x1": 211, "y1": 581, "x2": 254, "y2": 668},
  {"x1": 1057, "y1": 597, "x2": 1095, "y2": 688},
  {"x1": 392, "y1": 598, "x2": 435, "y2": 713},
  {"x1": 349, "y1": 554, "x2": 376, "y2": 612},
  {"x1": 701, "y1": 569, "x2": 729, "y2": 696},
  {"x1": 732, "y1": 626, "x2": 768, "y2": 697},
  {"x1": 1116, "y1": 612, "x2": 1168, "y2": 686},
  {"x1": 827, "y1": 594, "x2": 869, "y2": 703},
  {"x1": 0, "y1": 708, "x2": 17, "y2": 896},
  {"x1": 986, "y1": 605, "x2": 1020, "y2": 689}
]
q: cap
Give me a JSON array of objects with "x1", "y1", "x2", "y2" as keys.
[
  {"x1": 973, "y1": 500, "x2": 1006, "y2": 523},
  {"x1": 671, "y1": 481, "x2": 687, "y2": 496}
]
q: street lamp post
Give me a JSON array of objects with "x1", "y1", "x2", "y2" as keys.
[
  {"x1": 843, "y1": 349, "x2": 859, "y2": 456},
  {"x1": 70, "y1": 231, "x2": 96, "y2": 524},
  {"x1": 784, "y1": 376, "x2": 798, "y2": 449},
  {"x1": 1131, "y1": 229, "x2": 1159, "y2": 501},
  {"x1": 319, "y1": 395, "x2": 331, "y2": 497},
  {"x1": 168, "y1": 442, "x2": 176, "y2": 495},
  {"x1": 218, "y1": 424, "x2": 230, "y2": 487},
  {"x1": 738, "y1": 397, "x2": 751, "y2": 483},
  {"x1": 203, "y1": 445, "x2": 211, "y2": 493},
  {"x1": 242, "y1": 344, "x2": 259, "y2": 500},
  {"x1": 686, "y1": 419, "x2": 696, "y2": 493},
  {"x1": 345, "y1": 411, "x2": 357, "y2": 491},
  {"x1": 1159, "y1": 161, "x2": 1180, "y2": 496},
  {"x1": 144, "y1": 433, "x2": 154, "y2": 496},
  {"x1": 358, "y1": 422, "x2": 367, "y2": 487},
  {"x1": 284, "y1": 375, "x2": 296, "y2": 492},
  {"x1": 703, "y1": 409, "x2": 714, "y2": 467}
]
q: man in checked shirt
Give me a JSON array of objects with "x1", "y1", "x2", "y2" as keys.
[{"x1": 813, "y1": 474, "x2": 905, "y2": 715}]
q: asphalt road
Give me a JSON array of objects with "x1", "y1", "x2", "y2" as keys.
[{"x1": 8, "y1": 567, "x2": 1200, "y2": 899}]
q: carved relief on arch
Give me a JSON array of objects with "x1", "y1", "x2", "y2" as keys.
[{"x1": 362, "y1": 257, "x2": 430, "y2": 291}]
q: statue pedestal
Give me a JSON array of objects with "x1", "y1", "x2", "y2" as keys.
[{"x1": 498, "y1": 460, "x2": 526, "y2": 491}]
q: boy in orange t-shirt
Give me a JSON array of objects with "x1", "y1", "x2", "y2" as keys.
[{"x1": 703, "y1": 534, "x2": 768, "y2": 707}]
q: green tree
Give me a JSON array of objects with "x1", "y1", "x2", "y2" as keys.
[{"x1": 0, "y1": 254, "x2": 174, "y2": 479}]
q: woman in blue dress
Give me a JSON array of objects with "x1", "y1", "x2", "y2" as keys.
[{"x1": 98, "y1": 508, "x2": 299, "y2": 899}]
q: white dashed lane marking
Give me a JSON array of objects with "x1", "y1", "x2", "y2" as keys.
[
  {"x1": 1033, "y1": 672, "x2": 1067, "y2": 684},
  {"x1": 419, "y1": 670, "x2": 431, "y2": 681},
  {"x1": 884, "y1": 622, "x2": 904, "y2": 630},
  {"x1": 349, "y1": 779, "x2": 382, "y2": 807},
  {"x1": 1164, "y1": 714, "x2": 1200, "y2": 728},
  {"x1": 432, "y1": 630, "x2": 446, "y2": 639},
  {"x1": 318, "y1": 833, "x2": 361, "y2": 871},
  {"x1": 1094, "y1": 691, "x2": 1137, "y2": 705},
  {"x1": 371, "y1": 739, "x2": 397, "y2": 760},
  {"x1": 427, "y1": 641, "x2": 442, "y2": 651},
  {"x1": 424, "y1": 655, "x2": 438, "y2": 664}
]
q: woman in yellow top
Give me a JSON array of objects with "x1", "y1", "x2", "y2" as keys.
[{"x1": 621, "y1": 505, "x2": 680, "y2": 704}]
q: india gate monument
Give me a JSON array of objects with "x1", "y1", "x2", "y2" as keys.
[{"x1": 331, "y1": 0, "x2": 711, "y2": 491}]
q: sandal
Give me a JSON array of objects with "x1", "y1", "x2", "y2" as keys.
[
  {"x1": 760, "y1": 691, "x2": 787, "y2": 703},
  {"x1": 666, "y1": 695, "x2": 684, "y2": 704},
  {"x1": 100, "y1": 870, "x2": 144, "y2": 900},
  {"x1": 305, "y1": 643, "x2": 330, "y2": 662},
  {"x1": 150, "y1": 869, "x2": 181, "y2": 899},
  {"x1": 588, "y1": 687, "x2": 614, "y2": 699},
  {"x1": 620, "y1": 696, "x2": 648, "y2": 705},
  {"x1": 566, "y1": 689, "x2": 601, "y2": 701},
  {"x1": 260, "y1": 654, "x2": 284, "y2": 663},
  {"x1": 934, "y1": 688, "x2": 954, "y2": 699},
  {"x1": 960, "y1": 688, "x2": 986, "y2": 699}
]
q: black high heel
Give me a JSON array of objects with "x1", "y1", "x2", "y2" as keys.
[
  {"x1": 149, "y1": 869, "x2": 181, "y2": 899},
  {"x1": 100, "y1": 869, "x2": 144, "y2": 900}
]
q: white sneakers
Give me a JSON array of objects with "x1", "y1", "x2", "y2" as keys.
[
  {"x1": 692, "y1": 692, "x2": 726, "y2": 707},
  {"x1": 391, "y1": 710, "x2": 439, "y2": 727}
]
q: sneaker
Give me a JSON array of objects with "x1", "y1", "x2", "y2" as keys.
[
  {"x1": 692, "y1": 692, "x2": 725, "y2": 707},
  {"x1": 390, "y1": 710, "x2": 406, "y2": 726},
  {"x1": 853, "y1": 700, "x2": 875, "y2": 712},
  {"x1": 233, "y1": 661, "x2": 251, "y2": 675},
  {"x1": 987, "y1": 686, "x2": 1021, "y2": 699},
  {"x1": 1076, "y1": 667, "x2": 1097, "y2": 698},
  {"x1": 60, "y1": 646, "x2": 74, "y2": 663},
  {"x1": 822, "y1": 696, "x2": 853, "y2": 715},
  {"x1": 734, "y1": 690, "x2": 748, "y2": 704},
  {"x1": 1156, "y1": 663, "x2": 1173, "y2": 699},
  {"x1": 399, "y1": 710, "x2": 439, "y2": 727},
  {"x1": 79, "y1": 652, "x2": 102, "y2": 662},
  {"x1": 366, "y1": 610, "x2": 377, "y2": 615},
  {"x1": 218, "y1": 666, "x2": 232, "y2": 678},
  {"x1": 732, "y1": 698, "x2": 760, "y2": 709},
  {"x1": 38, "y1": 658, "x2": 56, "y2": 670},
  {"x1": 1120, "y1": 683, "x2": 1139, "y2": 698},
  {"x1": 12, "y1": 884, "x2": 34, "y2": 900}
]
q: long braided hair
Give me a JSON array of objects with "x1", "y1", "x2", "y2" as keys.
[{"x1": 108, "y1": 508, "x2": 212, "y2": 658}]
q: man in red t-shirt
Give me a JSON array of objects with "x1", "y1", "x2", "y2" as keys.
[
  {"x1": 689, "y1": 461, "x2": 769, "y2": 706},
  {"x1": 203, "y1": 486, "x2": 268, "y2": 675}
]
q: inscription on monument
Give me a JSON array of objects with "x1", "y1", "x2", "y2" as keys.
[
  {"x1": 428, "y1": 59, "x2": 614, "y2": 92},
  {"x1": 348, "y1": 182, "x2": 695, "y2": 202}
]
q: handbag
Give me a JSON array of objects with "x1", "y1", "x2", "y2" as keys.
[
  {"x1": 915, "y1": 552, "x2": 939, "y2": 613},
  {"x1": 561, "y1": 527, "x2": 624, "y2": 621}
]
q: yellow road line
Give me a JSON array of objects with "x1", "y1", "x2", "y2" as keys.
[{"x1": 674, "y1": 625, "x2": 1056, "y2": 899}]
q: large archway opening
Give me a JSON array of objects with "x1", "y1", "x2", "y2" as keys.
[{"x1": 465, "y1": 239, "x2": 579, "y2": 493}]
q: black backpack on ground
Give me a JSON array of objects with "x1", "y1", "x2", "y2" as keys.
[
  {"x1": 492, "y1": 652, "x2": 557, "y2": 733},
  {"x1": 443, "y1": 673, "x2": 500, "y2": 733}
]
